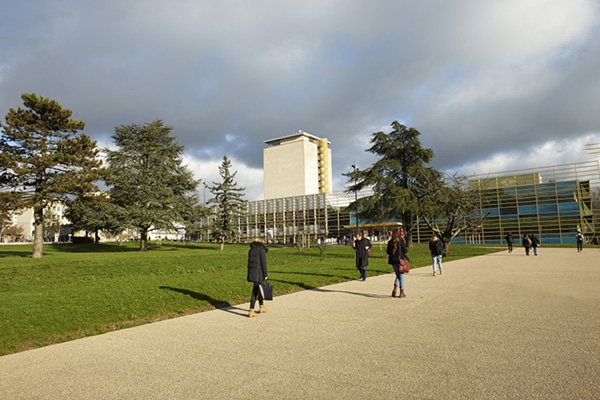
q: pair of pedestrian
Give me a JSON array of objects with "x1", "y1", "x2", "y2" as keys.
[{"x1": 522, "y1": 234, "x2": 540, "y2": 256}]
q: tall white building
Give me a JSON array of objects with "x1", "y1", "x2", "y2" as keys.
[{"x1": 263, "y1": 131, "x2": 333, "y2": 200}]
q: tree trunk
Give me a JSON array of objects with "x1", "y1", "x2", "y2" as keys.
[
  {"x1": 220, "y1": 236, "x2": 224, "y2": 252},
  {"x1": 139, "y1": 230, "x2": 148, "y2": 252},
  {"x1": 32, "y1": 205, "x2": 44, "y2": 258}
]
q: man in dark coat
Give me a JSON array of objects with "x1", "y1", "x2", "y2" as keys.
[
  {"x1": 247, "y1": 239, "x2": 269, "y2": 317},
  {"x1": 353, "y1": 231, "x2": 371, "y2": 281}
]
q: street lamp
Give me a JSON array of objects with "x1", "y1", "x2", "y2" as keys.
[{"x1": 352, "y1": 163, "x2": 359, "y2": 235}]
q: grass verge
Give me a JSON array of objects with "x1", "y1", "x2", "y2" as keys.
[{"x1": 0, "y1": 241, "x2": 500, "y2": 356}]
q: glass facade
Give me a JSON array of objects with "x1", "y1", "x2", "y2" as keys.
[
  {"x1": 236, "y1": 161, "x2": 599, "y2": 245},
  {"x1": 460, "y1": 162, "x2": 598, "y2": 245}
]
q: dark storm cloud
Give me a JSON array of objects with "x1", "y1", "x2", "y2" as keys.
[{"x1": 2, "y1": 0, "x2": 600, "y2": 199}]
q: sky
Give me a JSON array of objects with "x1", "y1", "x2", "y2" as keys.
[{"x1": 2, "y1": 0, "x2": 600, "y2": 201}]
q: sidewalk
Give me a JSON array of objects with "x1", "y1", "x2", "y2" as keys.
[{"x1": 1, "y1": 248, "x2": 599, "y2": 399}]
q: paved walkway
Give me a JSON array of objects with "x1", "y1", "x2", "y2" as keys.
[{"x1": 1, "y1": 248, "x2": 599, "y2": 399}]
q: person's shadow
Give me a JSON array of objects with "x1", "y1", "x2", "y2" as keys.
[{"x1": 158, "y1": 286, "x2": 247, "y2": 317}]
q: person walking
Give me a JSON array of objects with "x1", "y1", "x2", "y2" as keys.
[
  {"x1": 576, "y1": 231, "x2": 584, "y2": 252},
  {"x1": 429, "y1": 233, "x2": 444, "y2": 276},
  {"x1": 353, "y1": 231, "x2": 371, "y2": 281},
  {"x1": 247, "y1": 238, "x2": 269, "y2": 318},
  {"x1": 387, "y1": 229, "x2": 408, "y2": 297},
  {"x1": 505, "y1": 232, "x2": 514, "y2": 253},
  {"x1": 530, "y1": 234, "x2": 540, "y2": 256},
  {"x1": 522, "y1": 234, "x2": 532, "y2": 256}
]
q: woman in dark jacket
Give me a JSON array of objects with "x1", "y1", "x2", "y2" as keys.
[
  {"x1": 386, "y1": 229, "x2": 408, "y2": 298},
  {"x1": 247, "y1": 239, "x2": 269, "y2": 318},
  {"x1": 353, "y1": 231, "x2": 371, "y2": 281}
]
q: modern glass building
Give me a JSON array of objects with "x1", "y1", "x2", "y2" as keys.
[
  {"x1": 235, "y1": 161, "x2": 599, "y2": 246},
  {"x1": 462, "y1": 161, "x2": 598, "y2": 245}
]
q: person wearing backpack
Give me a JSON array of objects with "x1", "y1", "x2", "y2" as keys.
[{"x1": 429, "y1": 234, "x2": 445, "y2": 276}]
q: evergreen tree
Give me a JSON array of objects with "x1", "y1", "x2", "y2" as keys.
[
  {"x1": 65, "y1": 192, "x2": 129, "y2": 245},
  {"x1": 207, "y1": 155, "x2": 246, "y2": 251},
  {"x1": 0, "y1": 93, "x2": 103, "y2": 257},
  {"x1": 104, "y1": 120, "x2": 198, "y2": 251},
  {"x1": 345, "y1": 121, "x2": 436, "y2": 245}
]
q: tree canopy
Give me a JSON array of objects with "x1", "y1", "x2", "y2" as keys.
[
  {"x1": 346, "y1": 121, "x2": 435, "y2": 244},
  {"x1": 415, "y1": 172, "x2": 489, "y2": 254},
  {"x1": 104, "y1": 120, "x2": 198, "y2": 251},
  {"x1": 0, "y1": 93, "x2": 103, "y2": 257}
]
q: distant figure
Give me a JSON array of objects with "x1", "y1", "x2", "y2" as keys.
[
  {"x1": 429, "y1": 234, "x2": 444, "y2": 276},
  {"x1": 522, "y1": 234, "x2": 532, "y2": 256},
  {"x1": 505, "y1": 232, "x2": 514, "y2": 253},
  {"x1": 387, "y1": 229, "x2": 408, "y2": 298},
  {"x1": 530, "y1": 234, "x2": 540, "y2": 256},
  {"x1": 576, "y1": 231, "x2": 584, "y2": 252},
  {"x1": 247, "y1": 238, "x2": 269, "y2": 318},
  {"x1": 353, "y1": 231, "x2": 371, "y2": 281}
]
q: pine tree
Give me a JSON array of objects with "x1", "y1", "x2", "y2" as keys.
[
  {"x1": 207, "y1": 155, "x2": 246, "y2": 251},
  {"x1": 0, "y1": 93, "x2": 103, "y2": 257}
]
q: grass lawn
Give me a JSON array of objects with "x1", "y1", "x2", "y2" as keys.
[{"x1": 0, "y1": 241, "x2": 501, "y2": 356}]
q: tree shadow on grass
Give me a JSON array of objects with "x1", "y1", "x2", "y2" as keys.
[{"x1": 158, "y1": 286, "x2": 247, "y2": 317}]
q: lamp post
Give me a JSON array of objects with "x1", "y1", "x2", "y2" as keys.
[{"x1": 352, "y1": 163, "x2": 359, "y2": 235}]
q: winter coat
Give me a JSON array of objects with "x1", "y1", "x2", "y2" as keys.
[
  {"x1": 247, "y1": 242, "x2": 268, "y2": 283},
  {"x1": 429, "y1": 238, "x2": 445, "y2": 257},
  {"x1": 529, "y1": 235, "x2": 539, "y2": 248},
  {"x1": 354, "y1": 237, "x2": 371, "y2": 268},
  {"x1": 386, "y1": 238, "x2": 408, "y2": 265}
]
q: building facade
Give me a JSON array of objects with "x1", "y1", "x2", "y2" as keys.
[
  {"x1": 263, "y1": 131, "x2": 332, "y2": 200},
  {"x1": 237, "y1": 161, "x2": 599, "y2": 246},
  {"x1": 462, "y1": 161, "x2": 598, "y2": 245}
]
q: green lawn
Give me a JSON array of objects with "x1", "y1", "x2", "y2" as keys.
[{"x1": 0, "y1": 241, "x2": 500, "y2": 356}]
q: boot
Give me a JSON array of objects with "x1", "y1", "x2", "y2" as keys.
[
  {"x1": 392, "y1": 285, "x2": 398, "y2": 297},
  {"x1": 259, "y1": 306, "x2": 269, "y2": 314},
  {"x1": 248, "y1": 310, "x2": 258, "y2": 318},
  {"x1": 399, "y1": 289, "x2": 406, "y2": 298}
]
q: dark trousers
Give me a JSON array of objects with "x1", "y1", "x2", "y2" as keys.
[
  {"x1": 357, "y1": 264, "x2": 367, "y2": 280},
  {"x1": 250, "y1": 283, "x2": 264, "y2": 310}
]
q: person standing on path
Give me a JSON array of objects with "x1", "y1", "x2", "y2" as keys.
[
  {"x1": 247, "y1": 238, "x2": 269, "y2": 318},
  {"x1": 353, "y1": 231, "x2": 371, "y2": 281},
  {"x1": 505, "y1": 232, "x2": 514, "y2": 253},
  {"x1": 522, "y1": 234, "x2": 532, "y2": 256},
  {"x1": 429, "y1": 233, "x2": 445, "y2": 276},
  {"x1": 530, "y1": 234, "x2": 540, "y2": 256},
  {"x1": 387, "y1": 229, "x2": 408, "y2": 297},
  {"x1": 576, "y1": 231, "x2": 584, "y2": 252}
]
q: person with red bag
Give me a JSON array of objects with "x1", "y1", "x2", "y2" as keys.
[{"x1": 386, "y1": 229, "x2": 409, "y2": 298}]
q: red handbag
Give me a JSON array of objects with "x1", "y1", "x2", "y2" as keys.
[{"x1": 400, "y1": 259, "x2": 410, "y2": 273}]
